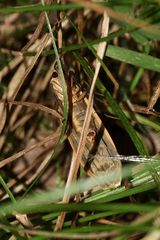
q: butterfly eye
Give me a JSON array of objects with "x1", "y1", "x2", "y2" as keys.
[
  {"x1": 87, "y1": 130, "x2": 96, "y2": 143},
  {"x1": 52, "y1": 71, "x2": 58, "y2": 78}
]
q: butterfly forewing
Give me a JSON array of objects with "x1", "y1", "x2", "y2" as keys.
[{"x1": 51, "y1": 67, "x2": 122, "y2": 188}]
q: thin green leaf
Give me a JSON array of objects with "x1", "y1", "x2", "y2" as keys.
[
  {"x1": 0, "y1": 176, "x2": 16, "y2": 203},
  {"x1": 41, "y1": 0, "x2": 69, "y2": 144},
  {"x1": 106, "y1": 45, "x2": 160, "y2": 72},
  {"x1": 0, "y1": 3, "x2": 81, "y2": 14}
]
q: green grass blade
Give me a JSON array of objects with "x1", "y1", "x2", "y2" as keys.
[
  {"x1": 0, "y1": 176, "x2": 16, "y2": 203},
  {"x1": 41, "y1": 0, "x2": 69, "y2": 144},
  {"x1": 0, "y1": 3, "x2": 81, "y2": 14},
  {"x1": 106, "y1": 45, "x2": 160, "y2": 72},
  {"x1": 0, "y1": 161, "x2": 159, "y2": 218}
]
